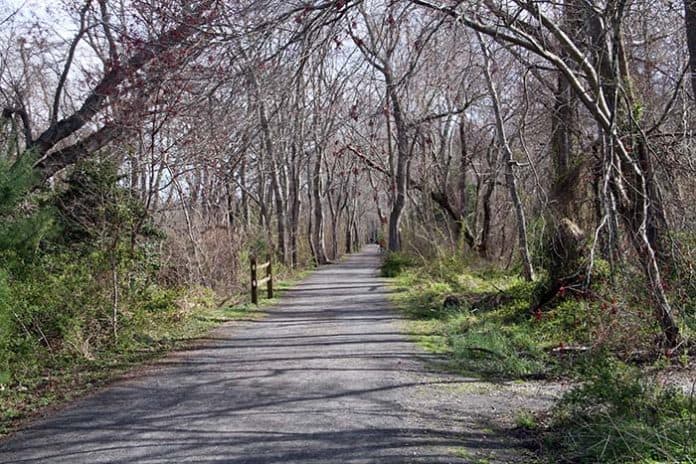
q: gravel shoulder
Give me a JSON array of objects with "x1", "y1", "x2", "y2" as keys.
[{"x1": 0, "y1": 245, "x2": 561, "y2": 463}]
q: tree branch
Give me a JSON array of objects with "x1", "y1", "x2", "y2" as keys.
[
  {"x1": 52, "y1": 0, "x2": 92, "y2": 127},
  {"x1": 35, "y1": 124, "x2": 122, "y2": 180},
  {"x1": 27, "y1": 0, "x2": 216, "y2": 162}
]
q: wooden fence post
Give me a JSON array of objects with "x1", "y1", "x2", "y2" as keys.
[
  {"x1": 267, "y1": 253, "x2": 273, "y2": 299},
  {"x1": 250, "y1": 255, "x2": 272, "y2": 305},
  {"x1": 250, "y1": 255, "x2": 258, "y2": 305}
]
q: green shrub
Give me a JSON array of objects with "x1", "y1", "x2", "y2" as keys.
[
  {"x1": 515, "y1": 409, "x2": 538, "y2": 430},
  {"x1": 0, "y1": 271, "x2": 16, "y2": 382},
  {"x1": 381, "y1": 252, "x2": 415, "y2": 277},
  {"x1": 54, "y1": 159, "x2": 150, "y2": 248},
  {"x1": 0, "y1": 157, "x2": 170, "y2": 382},
  {"x1": 248, "y1": 237, "x2": 272, "y2": 261},
  {"x1": 389, "y1": 252, "x2": 556, "y2": 378},
  {"x1": 139, "y1": 286, "x2": 180, "y2": 313}
]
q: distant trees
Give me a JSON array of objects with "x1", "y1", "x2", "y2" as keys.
[{"x1": 2, "y1": 0, "x2": 695, "y2": 349}]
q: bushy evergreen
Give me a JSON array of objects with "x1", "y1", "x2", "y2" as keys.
[
  {"x1": 0, "y1": 155, "x2": 57, "y2": 261},
  {"x1": 0, "y1": 156, "x2": 166, "y2": 387},
  {"x1": 0, "y1": 153, "x2": 58, "y2": 381}
]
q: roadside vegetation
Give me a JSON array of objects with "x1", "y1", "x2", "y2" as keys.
[
  {"x1": 384, "y1": 250, "x2": 696, "y2": 463},
  {"x1": 2, "y1": 1, "x2": 696, "y2": 461}
]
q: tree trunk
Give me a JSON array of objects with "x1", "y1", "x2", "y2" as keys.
[
  {"x1": 477, "y1": 170, "x2": 496, "y2": 259},
  {"x1": 289, "y1": 145, "x2": 301, "y2": 268},
  {"x1": 547, "y1": 59, "x2": 588, "y2": 288},
  {"x1": 311, "y1": 151, "x2": 329, "y2": 264},
  {"x1": 271, "y1": 167, "x2": 287, "y2": 264},
  {"x1": 685, "y1": 0, "x2": 696, "y2": 98},
  {"x1": 256, "y1": 87, "x2": 287, "y2": 264},
  {"x1": 329, "y1": 206, "x2": 339, "y2": 261},
  {"x1": 307, "y1": 156, "x2": 316, "y2": 261},
  {"x1": 345, "y1": 213, "x2": 353, "y2": 254},
  {"x1": 478, "y1": 34, "x2": 535, "y2": 281},
  {"x1": 386, "y1": 73, "x2": 408, "y2": 252},
  {"x1": 110, "y1": 245, "x2": 119, "y2": 341},
  {"x1": 587, "y1": 5, "x2": 680, "y2": 347},
  {"x1": 550, "y1": 71, "x2": 579, "y2": 220},
  {"x1": 457, "y1": 119, "x2": 475, "y2": 251},
  {"x1": 240, "y1": 154, "x2": 250, "y2": 231}
]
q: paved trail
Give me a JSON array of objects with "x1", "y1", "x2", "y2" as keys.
[{"x1": 1, "y1": 246, "x2": 550, "y2": 463}]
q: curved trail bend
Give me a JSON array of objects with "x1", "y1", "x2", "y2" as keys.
[{"x1": 1, "y1": 245, "x2": 551, "y2": 463}]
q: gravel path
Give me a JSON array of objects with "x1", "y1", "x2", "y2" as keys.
[{"x1": 0, "y1": 245, "x2": 558, "y2": 463}]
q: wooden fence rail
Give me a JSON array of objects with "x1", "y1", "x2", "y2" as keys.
[{"x1": 250, "y1": 255, "x2": 273, "y2": 305}]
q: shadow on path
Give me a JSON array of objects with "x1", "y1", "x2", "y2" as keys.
[{"x1": 0, "y1": 245, "x2": 522, "y2": 464}]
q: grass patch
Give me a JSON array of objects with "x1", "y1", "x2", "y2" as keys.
[
  {"x1": 545, "y1": 360, "x2": 696, "y2": 463},
  {"x1": 389, "y1": 257, "x2": 561, "y2": 379},
  {"x1": 447, "y1": 319, "x2": 548, "y2": 378},
  {"x1": 387, "y1": 253, "x2": 668, "y2": 380},
  {"x1": 404, "y1": 318, "x2": 449, "y2": 354}
]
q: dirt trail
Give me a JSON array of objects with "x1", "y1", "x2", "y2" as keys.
[{"x1": 0, "y1": 245, "x2": 558, "y2": 463}]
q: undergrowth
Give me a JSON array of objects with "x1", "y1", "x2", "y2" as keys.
[
  {"x1": 387, "y1": 252, "x2": 569, "y2": 379},
  {"x1": 380, "y1": 251, "x2": 415, "y2": 277},
  {"x1": 546, "y1": 360, "x2": 696, "y2": 463},
  {"x1": 0, "y1": 268, "x2": 307, "y2": 437}
]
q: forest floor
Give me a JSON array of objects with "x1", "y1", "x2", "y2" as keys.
[{"x1": 0, "y1": 245, "x2": 561, "y2": 463}]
